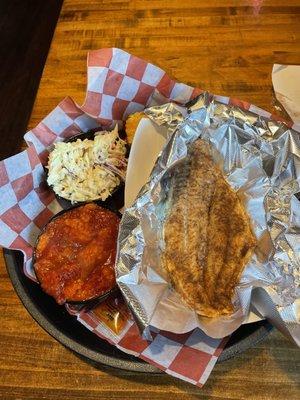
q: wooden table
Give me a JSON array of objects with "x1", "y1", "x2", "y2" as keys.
[{"x1": 1, "y1": 1, "x2": 300, "y2": 399}]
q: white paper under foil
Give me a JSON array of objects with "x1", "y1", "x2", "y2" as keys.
[
  {"x1": 116, "y1": 93, "x2": 300, "y2": 342},
  {"x1": 124, "y1": 119, "x2": 169, "y2": 209},
  {"x1": 272, "y1": 64, "x2": 300, "y2": 125}
]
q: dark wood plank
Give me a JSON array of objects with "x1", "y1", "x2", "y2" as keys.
[{"x1": 0, "y1": 0, "x2": 63, "y2": 160}]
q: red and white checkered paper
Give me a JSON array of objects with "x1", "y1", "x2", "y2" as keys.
[{"x1": 0, "y1": 48, "x2": 295, "y2": 387}]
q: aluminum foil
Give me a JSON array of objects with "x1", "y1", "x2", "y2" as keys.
[{"x1": 116, "y1": 93, "x2": 300, "y2": 344}]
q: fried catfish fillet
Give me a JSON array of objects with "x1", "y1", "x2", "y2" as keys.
[{"x1": 162, "y1": 139, "x2": 257, "y2": 317}]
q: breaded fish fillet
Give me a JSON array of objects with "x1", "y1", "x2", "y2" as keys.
[{"x1": 162, "y1": 139, "x2": 257, "y2": 317}]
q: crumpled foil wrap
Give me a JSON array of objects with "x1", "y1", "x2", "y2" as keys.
[{"x1": 116, "y1": 93, "x2": 300, "y2": 344}]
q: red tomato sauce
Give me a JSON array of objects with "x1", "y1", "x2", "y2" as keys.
[{"x1": 34, "y1": 203, "x2": 120, "y2": 304}]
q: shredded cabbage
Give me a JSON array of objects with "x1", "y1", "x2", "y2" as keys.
[{"x1": 47, "y1": 125, "x2": 127, "y2": 203}]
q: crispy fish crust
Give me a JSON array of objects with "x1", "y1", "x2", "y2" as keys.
[{"x1": 162, "y1": 139, "x2": 257, "y2": 317}]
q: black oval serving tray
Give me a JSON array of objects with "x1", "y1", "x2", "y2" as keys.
[
  {"x1": 5, "y1": 128, "x2": 272, "y2": 371},
  {"x1": 4, "y1": 248, "x2": 272, "y2": 371}
]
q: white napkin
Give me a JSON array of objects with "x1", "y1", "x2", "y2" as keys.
[
  {"x1": 272, "y1": 64, "x2": 300, "y2": 124},
  {"x1": 124, "y1": 118, "x2": 168, "y2": 209}
]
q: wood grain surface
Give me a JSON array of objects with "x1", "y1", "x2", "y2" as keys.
[{"x1": 1, "y1": 0, "x2": 300, "y2": 399}]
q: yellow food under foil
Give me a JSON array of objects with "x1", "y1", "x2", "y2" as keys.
[{"x1": 125, "y1": 112, "x2": 146, "y2": 144}]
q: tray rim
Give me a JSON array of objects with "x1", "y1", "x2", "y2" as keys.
[{"x1": 4, "y1": 248, "x2": 273, "y2": 372}]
